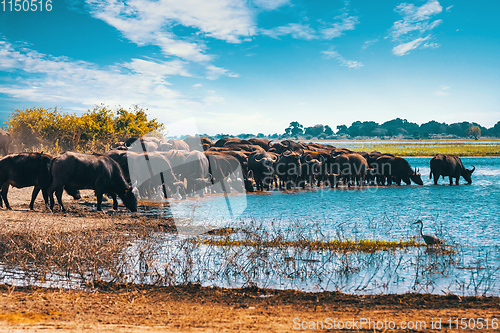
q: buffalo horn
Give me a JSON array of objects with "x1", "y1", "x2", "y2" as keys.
[
  {"x1": 173, "y1": 181, "x2": 185, "y2": 188},
  {"x1": 471, "y1": 166, "x2": 476, "y2": 173}
]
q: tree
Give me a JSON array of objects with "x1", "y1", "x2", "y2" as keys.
[
  {"x1": 336, "y1": 125, "x2": 348, "y2": 135},
  {"x1": 304, "y1": 124, "x2": 324, "y2": 137},
  {"x1": 285, "y1": 121, "x2": 304, "y2": 137},
  {"x1": 466, "y1": 126, "x2": 481, "y2": 140},
  {"x1": 491, "y1": 121, "x2": 500, "y2": 137},
  {"x1": 324, "y1": 125, "x2": 333, "y2": 136},
  {"x1": 420, "y1": 120, "x2": 448, "y2": 136}
]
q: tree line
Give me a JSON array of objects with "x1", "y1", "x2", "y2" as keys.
[{"x1": 278, "y1": 118, "x2": 500, "y2": 140}]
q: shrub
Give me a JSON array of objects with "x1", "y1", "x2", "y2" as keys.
[{"x1": 7, "y1": 105, "x2": 163, "y2": 153}]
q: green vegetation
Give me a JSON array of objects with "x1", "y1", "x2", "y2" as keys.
[
  {"x1": 350, "y1": 141, "x2": 500, "y2": 156},
  {"x1": 7, "y1": 105, "x2": 162, "y2": 153},
  {"x1": 197, "y1": 237, "x2": 427, "y2": 253}
]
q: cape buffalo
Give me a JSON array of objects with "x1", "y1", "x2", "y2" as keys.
[
  {"x1": 48, "y1": 152, "x2": 137, "y2": 212},
  {"x1": 0, "y1": 129, "x2": 12, "y2": 156},
  {"x1": 205, "y1": 151, "x2": 253, "y2": 193},
  {"x1": 248, "y1": 151, "x2": 276, "y2": 191},
  {"x1": 126, "y1": 151, "x2": 187, "y2": 200},
  {"x1": 247, "y1": 138, "x2": 273, "y2": 151},
  {"x1": 214, "y1": 138, "x2": 252, "y2": 148},
  {"x1": 331, "y1": 153, "x2": 368, "y2": 187},
  {"x1": 269, "y1": 140, "x2": 305, "y2": 154},
  {"x1": 373, "y1": 156, "x2": 423, "y2": 185},
  {"x1": 158, "y1": 150, "x2": 210, "y2": 197},
  {"x1": 0, "y1": 152, "x2": 80, "y2": 210},
  {"x1": 430, "y1": 154, "x2": 475, "y2": 185},
  {"x1": 183, "y1": 136, "x2": 213, "y2": 151},
  {"x1": 157, "y1": 139, "x2": 190, "y2": 152},
  {"x1": 274, "y1": 151, "x2": 302, "y2": 189}
]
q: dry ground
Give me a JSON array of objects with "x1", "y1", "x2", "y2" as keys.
[{"x1": 1, "y1": 187, "x2": 499, "y2": 332}]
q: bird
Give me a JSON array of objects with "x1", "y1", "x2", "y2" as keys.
[{"x1": 412, "y1": 220, "x2": 443, "y2": 245}]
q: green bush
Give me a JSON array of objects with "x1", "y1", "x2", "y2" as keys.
[{"x1": 7, "y1": 105, "x2": 163, "y2": 153}]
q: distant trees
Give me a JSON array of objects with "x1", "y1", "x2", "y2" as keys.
[{"x1": 281, "y1": 118, "x2": 499, "y2": 139}]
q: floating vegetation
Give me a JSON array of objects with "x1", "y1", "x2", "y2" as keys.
[{"x1": 196, "y1": 237, "x2": 429, "y2": 253}]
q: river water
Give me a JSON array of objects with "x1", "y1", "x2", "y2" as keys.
[{"x1": 147, "y1": 156, "x2": 500, "y2": 295}]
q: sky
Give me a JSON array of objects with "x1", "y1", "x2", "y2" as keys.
[{"x1": 0, "y1": 0, "x2": 499, "y2": 135}]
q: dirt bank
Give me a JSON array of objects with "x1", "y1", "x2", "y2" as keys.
[
  {"x1": 1, "y1": 283, "x2": 500, "y2": 332},
  {"x1": 1, "y1": 187, "x2": 499, "y2": 332}
]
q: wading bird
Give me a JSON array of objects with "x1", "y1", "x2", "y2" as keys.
[{"x1": 412, "y1": 220, "x2": 443, "y2": 245}]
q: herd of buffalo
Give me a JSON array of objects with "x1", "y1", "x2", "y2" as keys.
[{"x1": 0, "y1": 131, "x2": 476, "y2": 213}]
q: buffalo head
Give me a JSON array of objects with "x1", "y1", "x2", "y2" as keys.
[
  {"x1": 410, "y1": 168, "x2": 424, "y2": 186},
  {"x1": 463, "y1": 165, "x2": 475, "y2": 184},
  {"x1": 121, "y1": 187, "x2": 138, "y2": 212}
]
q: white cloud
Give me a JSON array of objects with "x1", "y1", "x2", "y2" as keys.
[
  {"x1": 434, "y1": 85, "x2": 450, "y2": 96},
  {"x1": 362, "y1": 38, "x2": 379, "y2": 50},
  {"x1": 85, "y1": 0, "x2": 257, "y2": 62},
  {"x1": 321, "y1": 49, "x2": 363, "y2": 69},
  {"x1": 261, "y1": 23, "x2": 317, "y2": 40},
  {"x1": 389, "y1": 0, "x2": 443, "y2": 55},
  {"x1": 206, "y1": 65, "x2": 239, "y2": 80},
  {"x1": 392, "y1": 36, "x2": 430, "y2": 56},
  {"x1": 321, "y1": 12, "x2": 359, "y2": 39},
  {"x1": 0, "y1": 40, "x2": 219, "y2": 118}
]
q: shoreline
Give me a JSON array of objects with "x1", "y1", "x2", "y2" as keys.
[{"x1": 1, "y1": 283, "x2": 500, "y2": 332}]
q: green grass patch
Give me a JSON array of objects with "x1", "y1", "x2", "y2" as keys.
[
  {"x1": 354, "y1": 142, "x2": 500, "y2": 156},
  {"x1": 197, "y1": 237, "x2": 430, "y2": 253}
]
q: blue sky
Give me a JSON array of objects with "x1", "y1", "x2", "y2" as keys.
[{"x1": 0, "y1": 0, "x2": 499, "y2": 135}]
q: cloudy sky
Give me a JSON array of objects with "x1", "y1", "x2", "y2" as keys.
[{"x1": 0, "y1": 0, "x2": 498, "y2": 134}]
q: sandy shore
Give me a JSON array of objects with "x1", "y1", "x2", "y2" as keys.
[{"x1": 1, "y1": 187, "x2": 500, "y2": 332}]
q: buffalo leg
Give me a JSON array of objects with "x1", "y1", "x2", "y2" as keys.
[
  {"x1": 1, "y1": 184, "x2": 11, "y2": 210},
  {"x1": 455, "y1": 177, "x2": 460, "y2": 185},
  {"x1": 110, "y1": 193, "x2": 118, "y2": 210},
  {"x1": 53, "y1": 187, "x2": 65, "y2": 211},
  {"x1": 433, "y1": 173, "x2": 439, "y2": 185},
  {"x1": 449, "y1": 176, "x2": 453, "y2": 185},
  {"x1": 96, "y1": 191, "x2": 104, "y2": 211},
  {"x1": 29, "y1": 187, "x2": 42, "y2": 210}
]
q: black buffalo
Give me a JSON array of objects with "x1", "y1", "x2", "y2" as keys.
[
  {"x1": 205, "y1": 152, "x2": 249, "y2": 193},
  {"x1": 331, "y1": 153, "x2": 368, "y2": 187},
  {"x1": 0, "y1": 152, "x2": 80, "y2": 210},
  {"x1": 48, "y1": 152, "x2": 137, "y2": 212},
  {"x1": 274, "y1": 151, "x2": 302, "y2": 189},
  {"x1": 373, "y1": 156, "x2": 423, "y2": 185},
  {"x1": 248, "y1": 151, "x2": 276, "y2": 191},
  {"x1": 430, "y1": 154, "x2": 475, "y2": 185},
  {"x1": 126, "y1": 151, "x2": 187, "y2": 200},
  {"x1": 158, "y1": 150, "x2": 211, "y2": 196}
]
